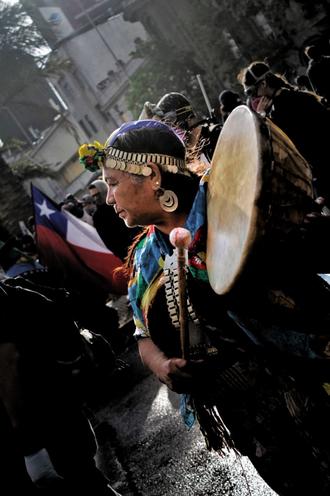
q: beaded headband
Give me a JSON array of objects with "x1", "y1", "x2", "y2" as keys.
[
  {"x1": 79, "y1": 120, "x2": 189, "y2": 175},
  {"x1": 104, "y1": 146, "x2": 188, "y2": 176}
]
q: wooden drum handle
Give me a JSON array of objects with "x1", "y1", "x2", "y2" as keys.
[{"x1": 169, "y1": 228, "x2": 192, "y2": 360}]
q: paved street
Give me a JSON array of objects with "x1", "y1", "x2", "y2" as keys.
[{"x1": 90, "y1": 343, "x2": 277, "y2": 496}]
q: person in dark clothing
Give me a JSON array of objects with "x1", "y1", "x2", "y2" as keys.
[
  {"x1": 295, "y1": 74, "x2": 313, "y2": 92},
  {"x1": 0, "y1": 236, "x2": 44, "y2": 278},
  {"x1": 0, "y1": 278, "x2": 122, "y2": 495},
  {"x1": 156, "y1": 91, "x2": 222, "y2": 163},
  {"x1": 141, "y1": 92, "x2": 221, "y2": 165},
  {"x1": 61, "y1": 193, "x2": 94, "y2": 225},
  {"x1": 88, "y1": 179, "x2": 138, "y2": 260},
  {"x1": 61, "y1": 194, "x2": 85, "y2": 218},
  {"x1": 81, "y1": 193, "x2": 97, "y2": 217},
  {"x1": 305, "y1": 44, "x2": 330, "y2": 106},
  {"x1": 218, "y1": 89, "x2": 243, "y2": 124},
  {"x1": 238, "y1": 61, "x2": 330, "y2": 202}
]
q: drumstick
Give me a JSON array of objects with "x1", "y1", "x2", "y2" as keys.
[{"x1": 169, "y1": 227, "x2": 192, "y2": 360}]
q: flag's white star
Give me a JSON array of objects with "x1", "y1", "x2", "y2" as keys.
[{"x1": 36, "y1": 200, "x2": 56, "y2": 219}]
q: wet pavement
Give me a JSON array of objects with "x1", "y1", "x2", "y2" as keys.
[{"x1": 89, "y1": 342, "x2": 277, "y2": 496}]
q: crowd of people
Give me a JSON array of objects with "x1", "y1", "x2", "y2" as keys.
[{"x1": 1, "y1": 38, "x2": 330, "y2": 495}]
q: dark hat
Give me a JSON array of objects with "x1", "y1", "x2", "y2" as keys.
[
  {"x1": 63, "y1": 193, "x2": 77, "y2": 203},
  {"x1": 218, "y1": 90, "x2": 242, "y2": 112},
  {"x1": 242, "y1": 62, "x2": 270, "y2": 87},
  {"x1": 295, "y1": 74, "x2": 311, "y2": 89},
  {"x1": 304, "y1": 45, "x2": 322, "y2": 60}
]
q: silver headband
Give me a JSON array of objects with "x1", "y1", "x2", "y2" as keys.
[
  {"x1": 104, "y1": 146, "x2": 189, "y2": 176},
  {"x1": 244, "y1": 68, "x2": 271, "y2": 90}
]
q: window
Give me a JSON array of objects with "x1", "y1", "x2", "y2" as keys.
[
  {"x1": 85, "y1": 115, "x2": 98, "y2": 133},
  {"x1": 79, "y1": 119, "x2": 92, "y2": 138}
]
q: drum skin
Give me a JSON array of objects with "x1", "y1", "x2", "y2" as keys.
[{"x1": 206, "y1": 105, "x2": 313, "y2": 295}]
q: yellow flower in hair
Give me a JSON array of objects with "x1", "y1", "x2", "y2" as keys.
[{"x1": 78, "y1": 140, "x2": 105, "y2": 172}]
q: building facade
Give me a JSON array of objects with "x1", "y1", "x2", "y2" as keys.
[{"x1": 6, "y1": 2, "x2": 147, "y2": 203}]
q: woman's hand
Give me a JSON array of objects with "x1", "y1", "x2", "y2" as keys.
[
  {"x1": 255, "y1": 96, "x2": 273, "y2": 116},
  {"x1": 138, "y1": 338, "x2": 194, "y2": 393},
  {"x1": 157, "y1": 357, "x2": 193, "y2": 393}
]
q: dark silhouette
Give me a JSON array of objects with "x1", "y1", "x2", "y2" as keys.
[
  {"x1": 238, "y1": 60, "x2": 330, "y2": 202},
  {"x1": 88, "y1": 180, "x2": 138, "y2": 261},
  {"x1": 305, "y1": 44, "x2": 330, "y2": 106},
  {"x1": 0, "y1": 277, "x2": 122, "y2": 494},
  {"x1": 218, "y1": 89, "x2": 243, "y2": 123}
]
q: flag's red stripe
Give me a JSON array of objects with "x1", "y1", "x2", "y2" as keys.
[
  {"x1": 36, "y1": 225, "x2": 127, "y2": 293},
  {"x1": 71, "y1": 244, "x2": 122, "y2": 281}
]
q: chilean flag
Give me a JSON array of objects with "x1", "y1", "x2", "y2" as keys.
[{"x1": 31, "y1": 185, "x2": 127, "y2": 295}]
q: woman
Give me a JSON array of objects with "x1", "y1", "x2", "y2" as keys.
[
  {"x1": 80, "y1": 119, "x2": 330, "y2": 496},
  {"x1": 141, "y1": 92, "x2": 221, "y2": 165}
]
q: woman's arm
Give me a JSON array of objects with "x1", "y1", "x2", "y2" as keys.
[{"x1": 138, "y1": 337, "x2": 193, "y2": 393}]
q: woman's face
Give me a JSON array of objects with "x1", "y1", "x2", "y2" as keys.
[{"x1": 103, "y1": 167, "x2": 162, "y2": 228}]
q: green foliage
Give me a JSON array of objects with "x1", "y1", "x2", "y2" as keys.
[
  {"x1": 126, "y1": 1, "x2": 246, "y2": 117},
  {"x1": 0, "y1": 49, "x2": 40, "y2": 106},
  {"x1": 0, "y1": 2, "x2": 47, "y2": 54},
  {"x1": 0, "y1": 1, "x2": 68, "y2": 78},
  {"x1": 0, "y1": 3, "x2": 50, "y2": 107},
  {"x1": 185, "y1": 0, "x2": 245, "y2": 95},
  {"x1": 0, "y1": 3, "x2": 64, "y2": 148},
  {"x1": 3, "y1": 138, "x2": 56, "y2": 180},
  {"x1": 10, "y1": 158, "x2": 55, "y2": 180},
  {"x1": 127, "y1": 38, "x2": 209, "y2": 119}
]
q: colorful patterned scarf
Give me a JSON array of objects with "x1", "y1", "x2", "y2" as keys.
[{"x1": 128, "y1": 171, "x2": 210, "y2": 336}]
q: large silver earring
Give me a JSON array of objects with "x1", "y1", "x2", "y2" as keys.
[{"x1": 158, "y1": 188, "x2": 178, "y2": 212}]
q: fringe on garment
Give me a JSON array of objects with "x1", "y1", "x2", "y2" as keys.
[
  {"x1": 284, "y1": 383, "x2": 330, "y2": 475},
  {"x1": 283, "y1": 388, "x2": 307, "y2": 419},
  {"x1": 193, "y1": 397, "x2": 237, "y2": 455}
]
